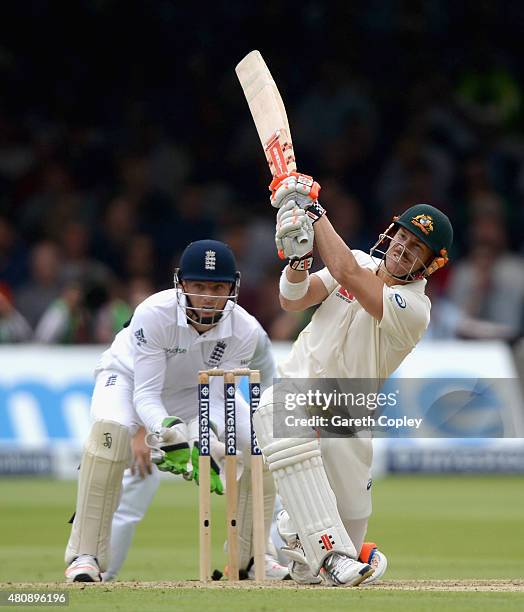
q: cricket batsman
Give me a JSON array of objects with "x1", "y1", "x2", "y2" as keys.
[
  {"x1": 64, "y1": 239, "x2": 287, "y2": 582},
  {"x1": 253, "y1": 173, "x2": 453, "y2": 586}
]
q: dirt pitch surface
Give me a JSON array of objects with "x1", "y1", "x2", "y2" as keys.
[{"x1": 2, "y1": 580, "x2": 524, "y2": 592}]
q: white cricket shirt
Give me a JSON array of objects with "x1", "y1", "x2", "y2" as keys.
[
  {"x1": 278, "y1": 250, "x2": 431, "y2": 379},
  {"x1": 96, "y1": 289, "x2": 274, "y2": 431}
]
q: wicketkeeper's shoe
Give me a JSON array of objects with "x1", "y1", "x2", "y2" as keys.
[
  {"x1": 359, "y1": 542, "x2": 388, "y2": 585},
  {"x1": 247, "y1": 554, "x2": 291, "y2": 580},
  {"x1": 65, "y1": 555, "x2": 102, "y2": 582},
  {"x1": 320, "y1": 552, "x2": 373, "y2": 587},
  {"x1": 221, "y1": 554, "x2": 290, "y2": 581}
]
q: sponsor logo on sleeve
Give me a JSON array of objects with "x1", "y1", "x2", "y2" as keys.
[
  {"x1": 104, "y1": 374, "x2": 118, "y2": 387},
  {"x1": 336, "y1": 287, "x2": 355, "y2": 303},
  {"x1": 134, "y1": 328, "x2": 147, "y2": 345}
]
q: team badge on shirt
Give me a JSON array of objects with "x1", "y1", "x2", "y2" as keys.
[
  {"x1": 336, "y1": 287, "x2": 355, "y2": 303},
  {"x1": 206, "y1": 340, "x2": 227, "y2": 366}
]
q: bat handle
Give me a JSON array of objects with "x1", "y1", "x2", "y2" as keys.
[{"x1": 296, "y1": 227, "x2": 311, "y2": 244}]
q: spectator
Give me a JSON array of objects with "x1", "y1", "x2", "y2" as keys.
[
  {"x1": 92, "y1": 197, "x2": 138, "y2": 278},
  {"x1": 93, "y1": 277, "x2": 154, "y2": 344},
  {"x1": 124, "y1": 234, "x2": 157, "y2": 282},
  {"x1": 425, "y1": 282, "x2": 516, "y2": 341},
  {"x1": 33, "y1": 281, "x2": 89, "y2": 343},
  {"x1": 16, "y1": 159, "x2": 91, "y2": 242},
  {"x1": 59, "y1": 220, "x2": 112, "y2": 287},
  {"x1": 445, "y1": 215, "x2": 524, "y2": 337},
  {"x1": 0, "y1": 216, "x2": 29, "y2": 289},
  {"x1": 15, "y1": 241, "x2": 63, "y2": 328},
  {"x1": 0, "y1": 282, "x2": 32, "y2": 342}
]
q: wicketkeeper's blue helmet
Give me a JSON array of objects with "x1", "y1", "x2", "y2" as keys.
[
  {"x1": 177, "y1": 240, "x2": 239, "y2": 283},
  {"x1": 174, "y1": 240, "x2": 241, "y2": 327}
]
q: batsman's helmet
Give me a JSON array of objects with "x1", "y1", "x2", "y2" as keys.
[
  {"x1": 371, "y1": 203, "x2": 453, "y2": 280},
  {"x1": 393, "y1": 204, "x2": 453, "y2": 258}
]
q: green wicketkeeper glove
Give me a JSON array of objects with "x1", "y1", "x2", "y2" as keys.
[
  {"x1": 187, "y1": 418, "x2": 244, "y2": 495},
  {"x1": 188, "y1": 418, "x2": 224, "y2": 495},
  {"x1": 190, "y1": 443, "x2": 224, "y2": 495},
  {"x1": 149, "y1": 417, "x2": 191, "y2": 476}
]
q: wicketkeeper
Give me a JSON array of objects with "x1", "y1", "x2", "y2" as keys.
[{"x1": 64, "y1": 240, "x2": 287, "y2": 582}]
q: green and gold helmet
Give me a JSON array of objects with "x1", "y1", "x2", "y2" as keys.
[
  {"x1": 370, "y1": 203, "x2": 453, "y2": 280},
  {"x1": 393, "y1": 204, "x2": 453, "y2": 276},
  {"x1": 394, "y1": 204, "x2": 453, "y2": 255}
]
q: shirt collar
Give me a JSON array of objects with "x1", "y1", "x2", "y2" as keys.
[
  {"x1": 395, "y1": 278, "x2": 427, "y2": 293},
  {"x1": 369, "y1": 257, "x2": 427, "y2": 293}
]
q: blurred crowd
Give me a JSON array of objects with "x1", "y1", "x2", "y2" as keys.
[{"x1": 0, "y1": 2, "x2": 523, "y2": 350}]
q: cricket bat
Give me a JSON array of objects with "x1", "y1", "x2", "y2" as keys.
[{"x1": 235, "y1": 50, "x2": 296, "y2": 178}]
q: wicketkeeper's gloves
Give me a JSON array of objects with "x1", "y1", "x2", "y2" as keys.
[
  {"x1": 187, "y1": 418, "x2": 243, "y2": 495},
  {"x1": 148, "y1": 416, "x2": 191, "y2": 476}
]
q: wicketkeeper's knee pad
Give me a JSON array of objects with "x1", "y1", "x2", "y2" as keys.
[
  {"x1": 65, "y1": 420, "x2": 132, "y2": 571},
  {"x1": 253, "y1": 401, "x2": 357, "y2": 574}
]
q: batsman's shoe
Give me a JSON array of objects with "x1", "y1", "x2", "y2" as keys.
[
  {"x1": 359, "y1": 542, "x2": 388, "y2": 585},
  {"x1": 247, "y1": 554, "x2": 291, "y2": 581},
  {"x1": 320, "y1": 552, "x2": 373, "y2": 587},
  {"x1": 65, "y1": 555, "x2": 101, "y2": 582}
]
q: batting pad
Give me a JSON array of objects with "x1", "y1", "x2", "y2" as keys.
[
  {"x1": 65, "y1": 420, "x2": 131, "y2": 571},
  {"x1": 236, "y1": 455, "x2": 276, "y2": 570},
  {"x1": 253, "y1": 401, "x2": 357, "y2": 574}
]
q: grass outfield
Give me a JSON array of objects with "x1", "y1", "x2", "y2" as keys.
[{"x1": 1, "y1": 475, "x2": 523, "y2": 610}]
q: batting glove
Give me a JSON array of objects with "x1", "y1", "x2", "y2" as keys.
[
  {"x1": 147, "y1": 417, "x2": 191, "y2": 476},
  {"x1": 269, "y1": 172, "x2": 321, "y2": 209},
  {"x1": 275, "y1": 201, "x2": 314, "y2": 263}
]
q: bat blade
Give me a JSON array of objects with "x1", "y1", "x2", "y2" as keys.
[{"x1": 235, "y1": 50, "x2": 296, "y2": 177}]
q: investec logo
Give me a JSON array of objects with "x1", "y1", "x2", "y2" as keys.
[
  {"x1": 250, "y1": 383, "x2": 261, "y2": 455},
  {"x1": 198, "y1": 384, "x2": 210, "y2": 456},
  {"x1": 225, "y1": 383, "x2": 236, "y2": 455}
]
